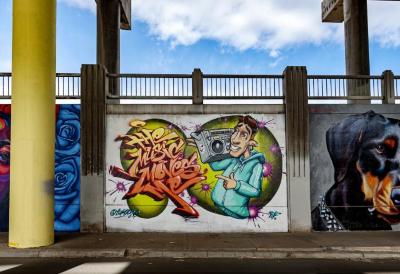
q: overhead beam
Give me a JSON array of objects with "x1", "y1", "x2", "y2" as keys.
[
  {"x1": 322, "y1": 0, "x2": 344, "y2": 22},
  {"x1": 96, "y1": 0, "x2": 132, "y2": 95},
  {"x1": 120, "y1": 0, "x2": 132, "y2": 30}
]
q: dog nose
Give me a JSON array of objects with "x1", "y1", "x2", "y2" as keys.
[
  {"x1": 391, "y1": 188, "x2": 400, "y2": 206},
  {"x1": 390, "y1": 171, "x2": 400, "y2": 206}
]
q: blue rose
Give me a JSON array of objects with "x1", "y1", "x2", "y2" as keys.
[
  {"x1": 55, "y1": 156, "x2": 79, "y2": 199},
  {"x1": 56, "y1": 105, "x2": 80, "y2": 157},
  {"x1": 54, "y1": 104, "x2": 80, "y2": 232}
]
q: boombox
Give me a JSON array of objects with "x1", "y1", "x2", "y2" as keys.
[{"x1": 190, "y1": 128, "x2": 234, "y2": 163}]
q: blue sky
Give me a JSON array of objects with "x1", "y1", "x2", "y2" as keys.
[{"x1": 0, "y1": 0, "x2": 399, "y2": 75}]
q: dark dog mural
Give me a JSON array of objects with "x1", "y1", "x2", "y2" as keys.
[{"x1": 312, "y1": 111, "x2": 400, "y2": 231}]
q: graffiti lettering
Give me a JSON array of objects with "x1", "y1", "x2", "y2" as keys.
[
  {"x1": 267, "y1": 211, "x2": 282, "y2": 220},
  {"x1": 110, "y1": 208, "x2": 140, "y2": 219},
  {"x1": 110, "y1": 120, "x2": 205, "y2": 218}
]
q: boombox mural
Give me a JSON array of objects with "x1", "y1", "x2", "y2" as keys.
[
  {"x1": 311, "y1": 111, "x2": 400, "y2": 231},
  {"x1": 106, "y1": 114, "x2": 287, "y2": 232},
  {"x1": 0, "y1": 104, "x2": 80, "y2": 232}
]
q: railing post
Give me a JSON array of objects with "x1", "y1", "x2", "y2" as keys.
[
  {"x1": 80, "y1": 64, "x2": 107, "y2": 232},
  {"x1": 192, "y1": 68, "x2": 203, "y2": 104},
  {"x1": 283, "y1": 66, "x2": 311, "y2": 232},
  {"x1": 382, "y1": 70, "x2": 395, "y2": 104}
]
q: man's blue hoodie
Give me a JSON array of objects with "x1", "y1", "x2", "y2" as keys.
[{"x1": 210, "y1": 151, "x2": 265, "y2": 219}]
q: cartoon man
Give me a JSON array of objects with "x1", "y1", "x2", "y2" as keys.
[{"x1": 210, "y1": 115, "x2": 265, "y2": 219}]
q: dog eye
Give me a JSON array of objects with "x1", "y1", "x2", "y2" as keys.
[{"x1": 375, "y1": 144, "x2": 385, "y2": 154}]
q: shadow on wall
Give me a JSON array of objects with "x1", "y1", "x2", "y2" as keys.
[{"x1": 0, "y1": 104, "x2": 81, "y2": 232}]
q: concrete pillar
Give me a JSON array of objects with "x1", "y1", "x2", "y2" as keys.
[
  {"x1": 9, "y1": 0, "x2": 56, "y2": 248},
  {"x1": 283, "y1": 67, "x2": 311, "y2": 232},
  {"x1": 382, "y1": 70, "x2": 395, "y2": 104},
  {"x1": 344, "y1": 0, "x2": 371, "y2": 103},
  {"x1": 80, "y1": 65, "x2": 107, "y2": 232},
  {"x1": 192, "y1": 68, "x2": 203, "y2": 105},
  {"x1": 97, "y1": 0, "x2": 120, "y2": 95}
]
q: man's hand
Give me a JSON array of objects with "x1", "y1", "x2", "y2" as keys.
[{"x1": 216, "y1": 174, "x2": 237, "y2": 190}]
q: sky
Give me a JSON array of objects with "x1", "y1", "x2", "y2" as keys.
[{"x1": 0, "y1": 0, "x2": 399, "y2": 75}]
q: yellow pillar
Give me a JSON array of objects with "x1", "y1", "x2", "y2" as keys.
[{"x1": 9, "y1": 0, "x2": 56, "y2": 248}]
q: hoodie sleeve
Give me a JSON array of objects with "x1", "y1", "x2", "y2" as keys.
[
  {"x1": 209, "y1": 158, "x2": 233, "y2": 171},
  {"x1": 234, "y1": 163, "x2": 262, "y2": 198}
]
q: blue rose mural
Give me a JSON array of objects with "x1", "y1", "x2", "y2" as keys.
[
  {"x1": 0, "y1": 104, "x2": 81, "y2": 232},
  {"x1": 55, "y1": 104, "x2": 80, "y2": 232}
]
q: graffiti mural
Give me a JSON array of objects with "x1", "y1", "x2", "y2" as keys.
[
  {"x1": 55, "y1": 104, "x2": 81, "y2": 231},
  {"x1": 0, "y1": 104, "x2": 80, "y2": 232},
  {"x1": 106, "y1": 114, "x2": 287, "y2": 232},
  {"x1": 0, "y1": 105, "x2": 10, "y2": 231},
  {"x1": 311, "y1": 111, "x2": 400, "y2": 231}
]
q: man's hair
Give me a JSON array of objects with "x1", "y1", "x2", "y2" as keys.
[{"x1": 238, "y1": 115, "x2": 258, "y2": 137}]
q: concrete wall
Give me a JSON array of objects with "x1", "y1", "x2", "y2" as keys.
[
  {"x1": 105, "y1": 105, "x2": 288, "y2": 232},
  {"x1": 310, "y1": 105, "x2": 400, "y2": 231}
]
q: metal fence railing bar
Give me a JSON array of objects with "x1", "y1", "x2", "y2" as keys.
[
  {"x1": 203, "y1": 75, "x2": 283, "y2": 99},
  {"x1": 395, "y1": 76, "x2": 400, "y2": 98},
  {"x1": 307, "y1": 75, "x2": 383, "y2": 100},
  {"x1": 0, "y1": 73, "x2": 11, "y2": 98},
  {"x1": 56, "y1": 73, "x2": 81, "y2": 99},
  {"x1": 1, "y1": 72, "x2": 398, "y2": 103},
  {"x1": 109, "y1": 73, "x2": 192, "y2": 99},
  {"x1": 0, "y1": 73, "x2": 81, "y2": 99}
]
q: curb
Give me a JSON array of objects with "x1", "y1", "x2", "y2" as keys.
[{"x1": 1, "y1": 247, "x2": 400, "y2": 260}]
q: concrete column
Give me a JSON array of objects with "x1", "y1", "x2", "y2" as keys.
[
  {"x1": 192, "y1": 68, "x2": 203, "y2": 105},
  {"x1": 344, "y1": 0, "x2": 370, "y2": 103},
  {"x1": 9, "y1": 0, "x2": 56, "y2": 248},
  {"x1": 97, "y1": 0, "x2": 120, "y2": 95},
  {"x1": 382, "y1": 70, "x2": 395, "y2": 104},
  {"x1": 283, "y1": 67, "x2": 311, "y2": 232},
  {"x1": 80, "y1": 65, "x2": 107, "y2": 232}
]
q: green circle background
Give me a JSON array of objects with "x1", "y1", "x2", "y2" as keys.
[
  {"x1": 118, "y1": 117, "x2": 283, "y2": 219},
  {"x1": 121, "y1": 119, "x2": 186, "y2": 218},
  {"x1": 185, "y1": 115, "x2": 283, "y2": 216}
]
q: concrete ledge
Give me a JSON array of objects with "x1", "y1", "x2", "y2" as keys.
[
  {"x1": 309, "y1": 104, "x2": 400, "y2": 114},
  {"x1": 1, "y1": 247, "x2": 400, "y2": 261},
  {"x1": 38, "y1": 249, "x2": 126, "y2": 258},
  {"x1": 107, "y1": 104, "x2": 284, "y2": 115},
  {"x1": 2, "y1": 232, "x2": 400, "y2": 261}
]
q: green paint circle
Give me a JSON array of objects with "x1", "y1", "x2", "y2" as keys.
[
  {"x1": 186, "y1": 115, "x2": 283, "y2": 216},
  {"x1": 120, "y1": 119, "x2": 186, "y2": 219},
  {"x1": 127, "y1": 194, "x2": 168, "y2": 219}
]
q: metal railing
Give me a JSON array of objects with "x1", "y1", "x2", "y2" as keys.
[
  {"x1": 108, "y1": 73, "x2": 192, "y2": 99},
  {"x1": 0, "y1": 73, "x2": 80, "y2": 99},
  {"x1": 307, "y1": 75, "x2": 383, "y2": 100},
  {"x1": 56, "y1": 73, "x2": 81, "y2": 99},
  {"x1": 109, "y1": 73, "x2": 284, "y2": 100},
  {"x1": 203, "y1": 74, "x2": 283, "y2": 99},
  {"x1": 1, "y1": 71, "x2": 399, "y2": 103},
  {"x1": 0, "y1": 73, "x2": 11, "y2": 97}
]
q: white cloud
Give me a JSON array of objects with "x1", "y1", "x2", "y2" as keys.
[
  {"x1": 369, "y1": 1, "x2": 400, "y2": 48},
  {"x1": 131, "y1": 0, "x2": 400, "y2": 55},
  {"x1": 58, "y1": 0, "x2": 400, "y2": 54},
  {"x1": 58, "y1": 0, "x2": 95, "y2": 13},
  {"x1": 131, "y1": 0, "x2": 342, "y2": 56}
]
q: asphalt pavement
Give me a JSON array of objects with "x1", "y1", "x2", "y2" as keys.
[
  {"x1": 0, "y1": 232, "x2": 400, "y2": 273},
  {"x1": 0, "y1": 258, "x2": 399, "y2": 273}
]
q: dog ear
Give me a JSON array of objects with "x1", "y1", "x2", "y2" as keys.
[{"x1": 326, "y1": 111, "x2": 376, "y2": 183}]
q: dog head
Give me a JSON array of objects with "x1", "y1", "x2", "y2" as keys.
[{"x1": 326, "y1": 111, "x2": 400, "y2": 224}]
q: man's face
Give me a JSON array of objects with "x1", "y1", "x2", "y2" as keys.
[{"x1": 230, "y1": 123, "x2": 252, "y2": 157}]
